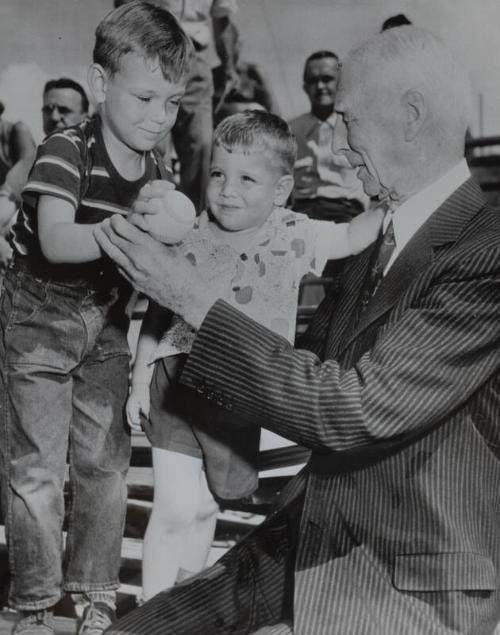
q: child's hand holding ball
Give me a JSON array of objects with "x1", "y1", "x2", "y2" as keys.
[{"x1": 130, "y1": 180, "x2": 196, "y2": 244}]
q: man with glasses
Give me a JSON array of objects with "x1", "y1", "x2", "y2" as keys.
[
  {"x1": 42, "y1": 78, "x2": 89, "y2": 136},
  {"x1": 290, "y1": 50, "x2": 367, "y2": 224}
]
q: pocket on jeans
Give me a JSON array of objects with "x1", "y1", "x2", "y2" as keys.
[{"x1": 11, "y1": 274, "x2": 50, "y2": 326}]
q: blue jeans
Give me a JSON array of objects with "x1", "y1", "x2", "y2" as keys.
[{"x1": 0, "y1": 262, "x2": 131, "y2": 610}]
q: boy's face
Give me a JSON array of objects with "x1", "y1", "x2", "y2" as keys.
[
  {"x1": 92, "y1": 52, "x2": 185, "y2": 154},
  {"x1": 207, "y1": 144, "x2": 292, "y2": 233}
]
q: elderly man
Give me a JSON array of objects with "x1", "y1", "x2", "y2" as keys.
[{"x1": 99, "y1": 26, "x2": 500, "y2": 635}]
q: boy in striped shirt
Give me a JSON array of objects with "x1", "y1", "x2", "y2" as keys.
[{"x1": 0, "y1": 3, "x2": 192, "y2": 634}]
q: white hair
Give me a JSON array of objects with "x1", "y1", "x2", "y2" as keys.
[{"x1": 345, "y1": 26, "x2": 472, "y2": 150}]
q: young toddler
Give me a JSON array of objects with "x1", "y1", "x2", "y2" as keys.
[
  {"x1": 0, "y1": 2, "x2": 192, "y2": 634},
  {"x1": 127, "y1": 110, "x2": 383, "y2": 600}
]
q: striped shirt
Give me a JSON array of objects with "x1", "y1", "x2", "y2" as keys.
[{"x1": 11, "y1": 116, "x2": 170, "y2": 263}]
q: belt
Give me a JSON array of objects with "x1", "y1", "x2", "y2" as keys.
[{"x1": 11, "y1": 253, "x2": 123, "y2": 290}]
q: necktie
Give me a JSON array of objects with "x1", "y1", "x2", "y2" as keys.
[{"x1": 357, "y1": 218, "x2": 396, "y2": 317}]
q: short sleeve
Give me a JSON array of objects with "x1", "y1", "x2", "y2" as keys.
[{"x1": 22, "y1": 131, "x2": 83, "y2": 211}]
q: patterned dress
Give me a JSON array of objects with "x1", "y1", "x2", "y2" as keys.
[{"x1": 152, "y1": 205, "x2": 347, "y2": 362}]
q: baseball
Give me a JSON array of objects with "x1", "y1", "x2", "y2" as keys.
[{"x1": 141, "y1": 190, "x2": 196, "y2": 244}]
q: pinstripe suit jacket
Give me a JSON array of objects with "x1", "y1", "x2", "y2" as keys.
[{"x1": 182, "y1": 179, "x2": 500, "y2": 635}]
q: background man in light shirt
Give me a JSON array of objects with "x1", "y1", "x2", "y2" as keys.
[
  {"x1": 100, "y1": 25, "x2": 500, "y2": 635},
  {"x1": 289, "y1": 50, "x2": 368, "y2": 224}
]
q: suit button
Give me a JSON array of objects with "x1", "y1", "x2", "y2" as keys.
[{"x1": 196, "y1": 380, "x2": 208, "y2": 395}]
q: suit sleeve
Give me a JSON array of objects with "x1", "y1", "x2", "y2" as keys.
[{"x1": 181, "y1": 248, "x2": 500, "y2": 453}]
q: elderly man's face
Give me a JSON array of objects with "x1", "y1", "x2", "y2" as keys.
[{"x1": 333, "y1": 61, "x2": 400, "y2": 199}]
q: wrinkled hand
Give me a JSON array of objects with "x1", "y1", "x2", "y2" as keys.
[
  {"x1": 126, "y1": 383, "x2": 150, "y2": 432},
  {"x1": 94, "y1": 215, "x2": 214, "y2": 330}
]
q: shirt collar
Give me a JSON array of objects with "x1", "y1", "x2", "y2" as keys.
[
  {"x1": 384, "y1": 159, "x2": 471, "y2": 252},
  {"x1": 304, "y1": 111, "x2": 337, "y2": 137}
]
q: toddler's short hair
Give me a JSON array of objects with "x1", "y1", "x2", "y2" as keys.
[
  {"x1": 93, "y1": 0, "x2": 193, "y2": 83},
  {"x1": 213, "y1": 110, "x2": 297, "y2": 175}
]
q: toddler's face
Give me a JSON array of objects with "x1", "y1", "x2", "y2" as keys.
[
  {"x1": 97, "y1": 52, "x2": 185, "y2": 154},
  {"x1": 207, "y1": 144, "x2": 289, "y2": 233}
]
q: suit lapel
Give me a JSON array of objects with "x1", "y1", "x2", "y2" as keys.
[
  {"x1": 335, "y1": 178, "x2": 488, "y2": 359},
  {"x1": 322, "y1": 245, "x2": 374, "y2": 359}
]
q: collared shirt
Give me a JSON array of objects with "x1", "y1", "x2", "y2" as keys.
[
  {"x1": 289, "y1": 111, "x2": 368, "y2": 207},
  {"x1": 157, "y1": 0, "x2": 237, "y2": 48},
  {"x1": 384, "y1": 159, "x2": 471, "y2": 273}
]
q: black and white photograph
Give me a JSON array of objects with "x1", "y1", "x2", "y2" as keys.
[{"x1": 0, "y1": 1, "x2": 499, "y2": 633}]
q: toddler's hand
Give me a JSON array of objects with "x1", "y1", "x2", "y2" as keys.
[
  {"x1": 131, "y1": 182, "x2": 196, "y2": 244},
  {"x1": 126, "y1": 382, "x2": 151, "y2": 432},
  {"x1": 347, "y1": 207, "x2": 384, "y2": 254},
  {"x1": 133, "y1": 180, "x2": 175, "y2": 211},
  {"x1": 129, "y1": 180, "x2": 175, "y2": 230}
]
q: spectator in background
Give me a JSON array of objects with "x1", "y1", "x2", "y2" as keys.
[
  {"x1": 0, "y1": 101, "x2": 36, "y2": 270},
  {"x1": 114, "y1": 0, "x2": 239, "y2": 213},
  {"x1": 381, "y1": 13, "x2": 412, "y2": 31},
  {"x1": 213, "y1": 21, "x2": 280, "y2": 117},
  {"x1": 289, "y1": 50, "x2": 367, "y2": 224},
  {"x1": 290, "y1": 51, "x2": 368, "y2": 304},
  {"x1": 42, "y1": 77, "x2": 89, "y2": 136},
  {"x1": 213, "y1": 93, "x2": 266, "y2": 127}
]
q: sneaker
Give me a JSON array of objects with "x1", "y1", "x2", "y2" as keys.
[
  {"x1": 78, "y1": 602, "x2": 115, "y2": 635},
  {"x1": 12, "y1": 609, "x2": 55, "y2": 634}
]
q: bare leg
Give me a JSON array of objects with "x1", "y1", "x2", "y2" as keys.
[
  {"x1": 178, "y1": 470, "x2": 219, "y2": 582},
  {"x1": 142, "y1": 449, "x2": 204, "y2": 600},
  {"x1": 107, "y1": 488, "x2": 303, "y2": 634}
]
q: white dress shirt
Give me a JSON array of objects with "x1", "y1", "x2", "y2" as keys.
[{"x1": 384, "y1": 159, "x2": 471, "y2": 274}]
